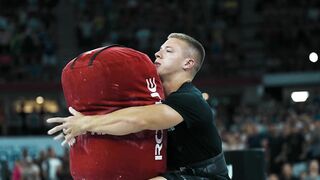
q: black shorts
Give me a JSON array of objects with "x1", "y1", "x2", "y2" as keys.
[
  {"x1": 162, "y1": 171, "x2": 230, "y2": 180},
  {"x1": 162, "y1": 153, "x2": 231, "y2": 180}
]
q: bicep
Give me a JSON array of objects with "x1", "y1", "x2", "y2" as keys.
[{"x1": 136, "y1": 104, "x2": 183, "y2": 130}]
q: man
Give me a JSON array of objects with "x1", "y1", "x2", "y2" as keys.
[
  {"x1": 55, "y1": 45, "x2": 167, "y2": 179},
  {"x1": 48, "y1": 33, "x2": 230, "y2": 179}
]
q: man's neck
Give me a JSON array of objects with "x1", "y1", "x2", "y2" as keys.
[{"x1": 161, "y1": 75, "x2": 192, "y2": 96}]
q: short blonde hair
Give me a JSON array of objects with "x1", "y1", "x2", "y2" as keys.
[{"x1": 168, "y1": 33, "x2": 205, "y2": 75}]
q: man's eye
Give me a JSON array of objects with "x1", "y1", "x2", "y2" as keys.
[{"x1": 166, "y1": 49, "x2": 172, "y2": 52}]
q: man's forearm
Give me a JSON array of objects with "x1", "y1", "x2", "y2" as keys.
[
  {"x1": 77, "y1": 104, "x2": 182, "y2": 136},
  {"x1": 83, "y1": 107, "x2": 147, "y2": 135}
]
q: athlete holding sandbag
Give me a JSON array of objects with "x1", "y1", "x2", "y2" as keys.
[{"x1": 51, "y1": 46, "x2": 166, "y2": 180}]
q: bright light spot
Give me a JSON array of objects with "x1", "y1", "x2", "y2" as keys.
[
  {"x1": 309, "y1": 52, "x2": 318, "y2": 63},
  {"x1": 202, "y1": 92, "x2": 209, "y2": 101},
  {"x1": 291, "y1": 91, "x2": 309, "y2": 102},
  {"x1": 36, "y1": 96, "x2": 44, "y2": 104}
]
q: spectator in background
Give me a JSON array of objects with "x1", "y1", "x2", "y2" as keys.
[
  {"x1": 12, "y1": 160, "x2": 22, "y2": 180},
  {"x1": 57, "y1": 148, "x2": 72, "y2": 180},
  {"x1": 267, "y1": 123, "x2": 283, "y2": 174},
  {"x1": 76, "y1": 15, "x2": 94, "y2": 50},
  {"x1": 21, "y1": 148, "x2": 31, "y2": 166},
  {"x1": 21, "y1": 156, "x2": 40, "y2": 180},
  {"x1": 307, "y1": 121, "x2": 320, "y2": 159},
  {"x1": 279, "y1": 163, "x2": 299, "y2": 180},
  {"x1": 285, "y1": 119, "x2": 305, "y2": 163},
  {"x1": 27, "y1": 107, "x2": 41, "y2": 134},
  {"x1": 304, "y1": 160, "x2": 320, "y2": 180},
  {"x1": 245, "y1": 122, "x2": 262, "y2": 148},
  {"x1": 0, "y1": 157, "x2": 10, "y2": 180},
  {"x1": 268, "y1": 174, "x2": 279, "y2": 180},
  {"x1": 34, "y1": 150, "x2": 47, "y2": 180},
  {"x1": 18, "y1": 101, "x2": 27, "y2": 134},
  {"x1": 223, "y1": 132, "x2": 245, "y2": 150},
  {"x1": 42, "y1": 147, "x2": 62, "y2": 180},
  {"x1": 40, "y1": 29, "x2": 57, "y2": 81}
]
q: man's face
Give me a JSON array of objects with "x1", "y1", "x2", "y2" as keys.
[{"x1": 154, "y1": 38, "x2": 188, "y2": 77}]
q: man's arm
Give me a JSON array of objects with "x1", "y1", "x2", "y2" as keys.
[
  {"x1": 47, "y1": 105, "x2": 182, "y2": 143},
  {"x1": 87, "y1": 104, "x2": 183, "y2": 132}
]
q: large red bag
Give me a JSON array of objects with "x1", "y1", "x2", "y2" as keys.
[{"x1": 61, "y1": 46, "x2": 167, "y2": 180}]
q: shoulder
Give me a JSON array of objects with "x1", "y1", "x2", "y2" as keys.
[
  {"x1": 166, "y1": 89, "x2": 205, "y2": 104},
  {"x1": 164, "y1": 90, "x2": 212, "y2": 118}
]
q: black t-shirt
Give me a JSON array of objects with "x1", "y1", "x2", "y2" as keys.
[{"x1": 163, "y1": 82, "x2": 222, "y2": 169}]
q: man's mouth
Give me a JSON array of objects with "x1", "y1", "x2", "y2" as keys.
[{"x1": 154, "y1": 62, "x2": 161, "y2": 67}]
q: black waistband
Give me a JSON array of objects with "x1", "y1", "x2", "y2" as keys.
[{"x1": 178, "y1": 152, "x2": 229, "y2": 178}]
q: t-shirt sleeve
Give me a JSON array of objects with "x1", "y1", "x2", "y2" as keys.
[{"x1": 163, "y1": 92, "x2": 212, "y2": 128}]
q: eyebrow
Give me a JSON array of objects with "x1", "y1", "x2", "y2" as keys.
[{"x1": 160, "y1": 46, "x2": 173, "y2": 50}]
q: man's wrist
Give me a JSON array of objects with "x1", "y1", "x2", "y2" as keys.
[{"x1": 81, "y1": 116, "x2": 92, "y2": 133}]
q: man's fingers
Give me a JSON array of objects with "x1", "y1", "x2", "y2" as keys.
[
  {"x1": 61, "y1": 134, "x2": 71, "y2": 146},
  {"x1": 61, "y1": 139, "x2": 68, "y2": 146},
  {"x1": 69, "y1": 107, "x2": 82, "y2": 116},
  {"x1": 61, "y1": 137, "x2": 76, "y2": 147},
  {"x1": 48, "y1": 124, "x2": 68, "y2": 135},
  {"x1": 53, "y1": 133, "x2": 64, "y2": 141},
  {"x1": 65, "y1": 134, "x2": 74, "y2": 143},
  {"x1": 61, "y1": 134, "x2": 75, "y2": 146},
  {"x1": 47, "y1": 117, "x2": 67, "y2": 123},
  {"x1": 65, "y1": 128, "x2": 72, "y2": 134},
  {"x1": 68, "y1": 138, "x2": 76, "y2": 146}
]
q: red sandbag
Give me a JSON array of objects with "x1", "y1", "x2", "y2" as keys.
[{"x1": 61, "y1": 46, "x2": 167, "y2": 180}]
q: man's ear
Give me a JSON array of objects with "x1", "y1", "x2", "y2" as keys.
[{"x1": 183, "y1": 58, "x2": 195, "y2": 70}]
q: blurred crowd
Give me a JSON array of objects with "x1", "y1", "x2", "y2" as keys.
[
  {"x1": 0, "y1": 147, "x2": 71, "y2": 180},
  {"x1": 0, "y1": 98, "x2": 61, "y2": 136},
  {"x1": 256, "y1": 0, "x2": 320, "y2": 73},
  {"x1": 215, "y1": 93, "x2": 320, "y2": 179},
  {"x1": 72, "y1": 0, "x2": 319, "y2": 78},
  {"x1": 0, "y1": 0, "x2": 58, "y2": 83},
  {"x1": 9, "y1": 102, "x2": 48, "y2": 135},
  {"x1": 72, "y1": 0, "x2": 240, "y2": 77},
  {"x1": 0, "y1": 0, "x2": 319, "y2": 82}
]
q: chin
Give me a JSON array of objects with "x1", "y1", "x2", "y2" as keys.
[
  {"x1": 156, "y1": 70, "x2": 162, "y2": 76},
  {"x1": 156, "y1": 70, "x2": 164, "y2": 77}
]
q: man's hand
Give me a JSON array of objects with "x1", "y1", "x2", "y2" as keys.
[{"x1": 47, "y1": 107, "x2": 87, "y2": 146}]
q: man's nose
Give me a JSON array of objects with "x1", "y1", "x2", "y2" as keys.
[{"x1": 155, "y1": 51, "x2": 161, "y2": 59}]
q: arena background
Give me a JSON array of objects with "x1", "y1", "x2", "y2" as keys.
[{"x1": 0, "y1": 0, "x2": 319, "y2": 179}]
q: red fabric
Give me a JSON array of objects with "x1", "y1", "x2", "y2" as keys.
[{"x1": 61, "y1": 46, "x2": 167, "y2": 180}]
